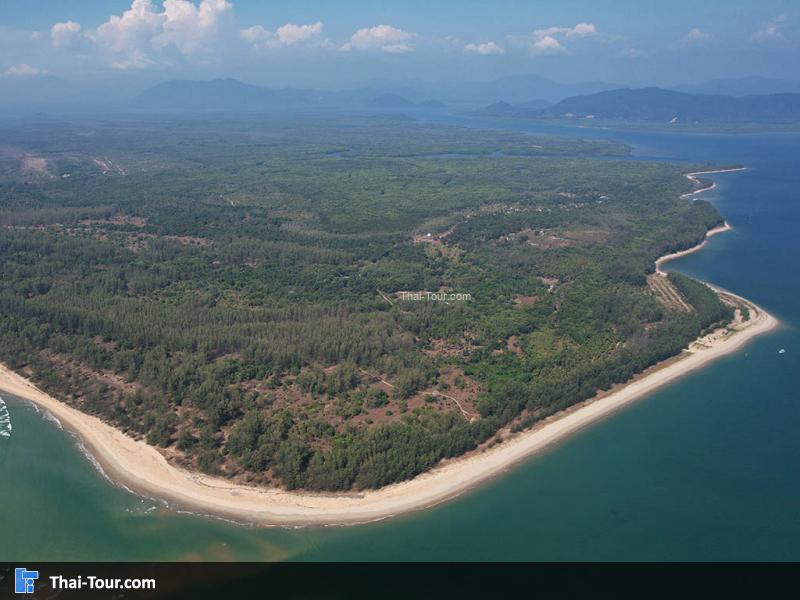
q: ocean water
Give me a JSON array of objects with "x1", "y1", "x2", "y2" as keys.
[{"x1": 1, "y1": 126, "x2": 798, "y2": 561}]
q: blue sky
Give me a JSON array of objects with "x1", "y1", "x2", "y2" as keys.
[{"x1": 1, "y1": 0, "x2": 798, "y2": 88}]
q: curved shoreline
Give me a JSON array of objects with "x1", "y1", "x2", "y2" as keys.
[
  {"x1": 0, "y1": 297, "x2": 777, "y2": 527},
  {"x1": 0, "y1": 170, "x2": 778, "y2": 528},
  {"x1": 656, "y1": 222, "x2": 732, "y2": 275},
  {"x1": 680, "y1": 167, "x2": 746, "y2": 199},
  {"x1": 658, "y1": 166, "x2": 745, "y2": 273}
]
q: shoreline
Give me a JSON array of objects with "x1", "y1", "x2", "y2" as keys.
[
  {"x1": 0, "y1": 296, "x2": 777, "y2": 527},
  {"x1": 657, "y1": 166, "x2": 744, "y2": 274},
  {"x1": 0, "y1": 169, "x2": 778, "y2": 528},
  {"x1": 655, "y1": 222, "x2": 732, "y2": 275},
  {"x1": 680, "y1": 167, "x2": 746, "y2": 199}
]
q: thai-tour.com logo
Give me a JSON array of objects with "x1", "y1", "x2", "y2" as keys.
[
  {"x1": 14, "y1": 568, "x2": 39, "y2": 594},
  {"x1": 13, "y1": 567, "x2": 156, "y2": 594}
]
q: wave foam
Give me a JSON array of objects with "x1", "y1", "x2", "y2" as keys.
[
  {"x1": 0, "y1": 396, "x2": 11, "y2": 439},
  {"x1": 73, "y1": 436, "x2": 112, "y2": 483},
  {"x1": 43, "y1": 410, "x2": 63, "y2": 430}
]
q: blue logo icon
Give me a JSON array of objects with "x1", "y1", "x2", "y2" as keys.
[{"x1": 14, "y1": 568, "x2": 39, "y2": 594}]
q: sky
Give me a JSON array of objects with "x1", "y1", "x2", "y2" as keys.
[{"x1": 1, "y1": 0, "x2": 799, "y2": 90}]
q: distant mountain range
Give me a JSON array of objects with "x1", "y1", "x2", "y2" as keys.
[
  {"x1": 672, "y1": 76, "x2": 800, "y2": 97},
  {"x1": 430, "y1": 74, "x2": 615, "y2": 105},
  {"x1": 130, "y1": 75, "x2": 622, "y2": 113},
  {"x1": 2, "y1": 73, "x2": 800, "y2": 120},
  {"x1": 0, "y1": 72, "x2": 722, "y2": 112},
  {"x1": 132, "y1": 76, "x2": 610, "y2": 111},
  {"x1": 480, "y1": 99, "x2": 550, "y2": 117},
  {"x1": 135, "y1": 78, "x2": 348, "y2": 111},
  {"x1": 481, "y1": 87, "x2": 800, "y2": 124},
  {"x1": 544, "y1": 87, "x2": 800, "y2": 123},
  {"x1": 133, "y1": 80, "x2": 449, "y2": 112},
  {"x1": 133, "y1": 76, "x2": 800, "y2": 118}
]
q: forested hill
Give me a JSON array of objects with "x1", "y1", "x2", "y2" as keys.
[
  {"x1": 543, "y1": 87, "x2": 800, "y2": 123},
  {"x1": 0, "y1": 115, "x2": 735, "y2": 491},
  {"x1": 137, "y1": 78, "x2": 274, "y2": 111},
  {"x1": 135, "y1": 78, "x2": 353, "y2": 111}
]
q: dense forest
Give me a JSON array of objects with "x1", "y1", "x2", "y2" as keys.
[{"x1": 0, "y1": 114, "x2": 735, "y2": 490}]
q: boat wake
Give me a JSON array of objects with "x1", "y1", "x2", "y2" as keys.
[{"x1": 0, "y1": 396, "x2": 11, "y2": 439}]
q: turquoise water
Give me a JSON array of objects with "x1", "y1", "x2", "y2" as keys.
[{"x1": 1, "y1": 127, "x2": 799, "y2": 561}]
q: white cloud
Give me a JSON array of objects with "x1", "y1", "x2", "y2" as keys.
[
  {"x1": 240, "y1": 25, "x2": 271, "y2": 48},
  {"x1": 154, "y1": 0, "x2": 233, "y2": 55},
  {"x1": 463, "y1": 41, "x2": 504, "y2": 55},
  {"x1": 340, "y1": 24, "x2": 414, "y2": 53},
  {"x1": 48, "y1": 0, "x2": 234, "y2": 70},
  {"x1": 94, "y1": 0, "x2": 232, "y2": 58},
  {"x1": 533, "y1": 23, "x2": 596, "y2": 40},
  {"x1": 531, "y1": 35, "x2": 566, "y2": 55},
  {"x1": 751, "y1": 16, "x2": 787, "y2": 43},
  {"x1": 566, "y1": 23, "x2": 596, "y2": 38},
  {"x1": 50, "y1": 20, "x2": 83, "y2": 49},
  {"x1": 275, "y1": 22, "x2": 323, "y2": 45},
  {"x1": 241, "y1": 21, "x2": 324, "y2": 50},
  {"x1": 2, "y1": 63, "x2": 47, "y2": 78},
  {"x1": 528, "y1": 22, "x2": 596, "y2": 55},
  {"x1": 678, "y1": 27, "x2": 713, "y2": 47}
]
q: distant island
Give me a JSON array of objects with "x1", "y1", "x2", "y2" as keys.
[{"x1": 479, "y1": 86, "x2": 800, "y2": 126}]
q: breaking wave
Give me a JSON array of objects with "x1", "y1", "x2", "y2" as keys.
[
  {"x1": 0, "y1": 396, "x2": 11, "y2": 439},
  {"x1": 43, "y1": 410, "x2": 63, "y2": 430},
  {"x1": 73, "y1": 437, "x2": 112, "y2": 483}
]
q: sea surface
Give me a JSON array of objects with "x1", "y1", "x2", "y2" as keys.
[{"x1": 1, "y1": 122, "x2": 799, "y2": 561}]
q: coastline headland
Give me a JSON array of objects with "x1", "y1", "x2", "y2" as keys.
[
  {"x1": 656, "y1": 222, "x2": 732, "y2": 275},
  {"x1": 680, "y1": 167, "x2": 746, "y2": 199},
  {"x1": 0, "y1": 168, "x2": 778, "y2": 527}
]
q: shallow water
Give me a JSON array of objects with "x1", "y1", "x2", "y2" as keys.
[{"x1": 1, "y1": 125, "x2": 799, "y2": 561}]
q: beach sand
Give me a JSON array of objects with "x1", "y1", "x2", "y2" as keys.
[
  {"x1": 0, "y1": 168, "x2": 777, "y2": 527},
  {"x1": 656, "y1": 222, "x2": 732, "y2": 275},
  {"x1": 0, "y1": 293, "x2": 777, "y2": 527},
  {"x1": 680, "y1": 167, "x2": 746, "y2": 199}
]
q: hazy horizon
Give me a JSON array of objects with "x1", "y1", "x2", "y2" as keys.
[{"x1": 2, "y1": 0, "x2": 799, "y2": 93}]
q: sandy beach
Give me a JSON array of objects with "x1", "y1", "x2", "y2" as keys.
[
  {"x1": 0, "y1": 167, "x2": 778, "y2": 527},
  {"x1": 656, "y1": 166, "x2": 745, "y2": 273},
  {"x1": 0, "y1": 294, "x2": 777, "y2": 526},
  {"x1": 681, "y1": 167, "x2": 747, "y2": 198},
  {"x1": 655, "y1": 222, "x2": 732, "y2": 275},
  {"x1": 680, "y1": 167, "x2": 746, "y2": 198}
]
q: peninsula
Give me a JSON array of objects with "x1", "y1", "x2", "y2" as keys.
[
  {"x1": 0, "y1": 271, "x2": 776, "y2": 525},
  {"x1": 0, "y1": 116, "x2": 776, "y2": 524}
]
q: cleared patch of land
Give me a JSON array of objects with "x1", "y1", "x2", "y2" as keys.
[{"x1": 648, "y1": 273, "x2": 692, "y2": 311}]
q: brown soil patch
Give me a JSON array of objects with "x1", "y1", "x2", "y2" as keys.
[
  {"x1": 41, "y1": 350, "x2": 142, "y2": 397},
  {"x1": 80, "y1": 215, "x2": 146, "y2": 228},
  {"x1": 513, "y1": 295, "x2": 539, "y2": 307},
  {"x1": 20, "y1": 154, "x2": 54, "y2": 179},
  {"x1": 423, "y1": 335, "x2": 479, "y2": 359}
]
